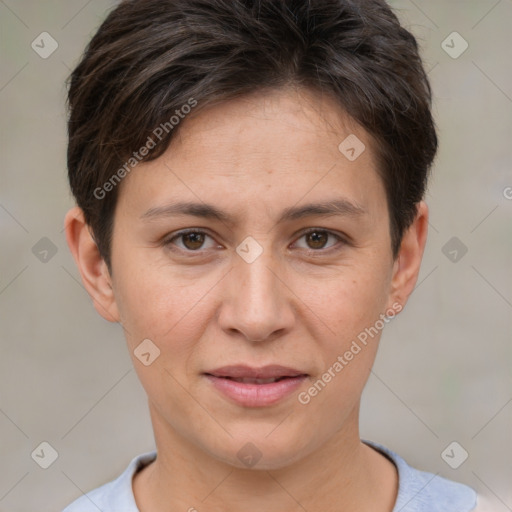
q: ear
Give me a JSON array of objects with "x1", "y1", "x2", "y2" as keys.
[
  {"x1": 64, "y1": 206, "x2": 120, "y2": 323},
  {"x1": 386, "y1": 201, "x2": 429, "y2": 311}
]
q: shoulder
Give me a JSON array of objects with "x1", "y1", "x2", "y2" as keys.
[
  {"x1": 61, "y1": 451, "x2": 157, "y2": 512},
  {"x1": 364, "y1": 440, "x2": 477, "y2": 512}
]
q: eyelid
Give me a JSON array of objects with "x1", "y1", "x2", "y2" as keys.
[
  {"x1": 291, "y1": 227, "x2": 348, "y2": 252},
  {"x1": 163, "y1": 227, "x2": 349, "y2": 254},
  {"x1": 164, "y1": 228, "x2": 220, "y2": 252}
]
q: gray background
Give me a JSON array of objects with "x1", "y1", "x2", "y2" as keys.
[{"x1": 0, "y1": 1, "x2": 511, "y2": 511}]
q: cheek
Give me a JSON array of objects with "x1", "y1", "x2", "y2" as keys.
[
  {"x1": 300, "y1": 264, "x2": 391, "y2": 341},
  {"x1": 112, "y1": 256, "x2": 222, "y2": 353},
  {"x1": 112, "y1": 261, "x2": 214, "y2": 409},
  {"x1": 294, "y1": 285, "x2": 386, "y2": 421},
  {"x1": 296, "y1": 261, "x2": 392, "y2": 390}
]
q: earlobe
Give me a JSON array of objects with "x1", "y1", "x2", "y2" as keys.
[
  {"x1": 64, "y1": 206, "x2": 120, "y2": 323},
  {"x1": 386, "y1": 201, "x2": 429, "y2": 311}
]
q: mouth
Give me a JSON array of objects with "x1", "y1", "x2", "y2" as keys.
[
  {"x1": 212, "y1": 376, "x2": 297, "y2": 384},
  {"x1": 203, "y1": 365, "x2": 309, "y2": 407},
  {"x1": 205, "y1": 364, "x2": 307, "y2": 379}
]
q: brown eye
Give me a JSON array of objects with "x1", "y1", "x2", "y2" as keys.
[
  {"x1": 181, "y1": 232, "x2": 205, "y2": 250},
  {"x1": 305, "y1": 231, "x2": 329, "y2": 249},
  {"x1": 293, "y1": 229, "x2": 344, "y2": 252},
  {"x1": 166, "y1": 230, "x2": 218, "y2": 252}
]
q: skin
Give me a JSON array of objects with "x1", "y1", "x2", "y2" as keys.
[{"x1": 65, "y1": 85, "x2": 428, "y2": 512}]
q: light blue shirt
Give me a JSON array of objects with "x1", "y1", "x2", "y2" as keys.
[{"x1": 62, "y1": 441, "x2": 477, "y2": 511}]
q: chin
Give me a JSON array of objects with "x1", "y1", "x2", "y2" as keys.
[{"x1": 205, "y1": 426, "x2": 317, "y2": 471}]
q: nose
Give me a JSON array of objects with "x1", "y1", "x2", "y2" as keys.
[{"x1": 217, "y1": 248, "x2": 295, "y2": 343}]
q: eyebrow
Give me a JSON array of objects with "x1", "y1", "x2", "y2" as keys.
[{"x1": 140, "y1": 198, "x2": 367, "y2": 225}]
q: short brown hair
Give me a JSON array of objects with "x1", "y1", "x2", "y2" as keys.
[{"x1": 67, "y1": 0, "x2": 438, "y2": 270}]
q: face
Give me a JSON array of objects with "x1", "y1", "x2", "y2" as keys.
[{"x1": 86, "y1": 87, "x2": 416, "y2": 469}]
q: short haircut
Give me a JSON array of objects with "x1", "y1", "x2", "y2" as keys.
[{"x1": 67, "y1": 0, "x2": 438, "y2": 270}]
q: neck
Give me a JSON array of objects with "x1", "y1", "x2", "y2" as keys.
[{"x1": 133, "y1": 403, "x2": 398, "y2": 512}]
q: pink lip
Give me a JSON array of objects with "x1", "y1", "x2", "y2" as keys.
[
  {"x1": 204, "y1": 374, "x2": 308, "y2": 407},
  {"x1": 204, "y1": 365, "x2": 308, "y2": 407},
  {"x1": 206, "y1": 364, "x2": 306, "y2": 379}
]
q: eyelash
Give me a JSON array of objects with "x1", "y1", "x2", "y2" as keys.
[{"x1": 163, "y1": 227, "x2": 348, "y2": 256}]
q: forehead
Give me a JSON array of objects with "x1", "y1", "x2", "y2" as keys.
[
  {"x1": 172, "y1": 86, "x2": 372, "y2": 164},
  {"x1": 116, "y1": 86, "x2": 386, "y2": 220}
]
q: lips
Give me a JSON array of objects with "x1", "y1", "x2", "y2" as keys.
[
  {"x1": 205, "y1": 364, "x2": 307, "y2": 380},
  {"x1": 222, "y1": 376, "x2": 287, "y2": 384},
  {"x1": 203, "y1": 365, "x2": 308, "y2": 407}
]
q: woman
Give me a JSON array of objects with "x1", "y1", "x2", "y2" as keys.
[{"x1": 62, "y1": 1, "x2": 478, "y2": 510}]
